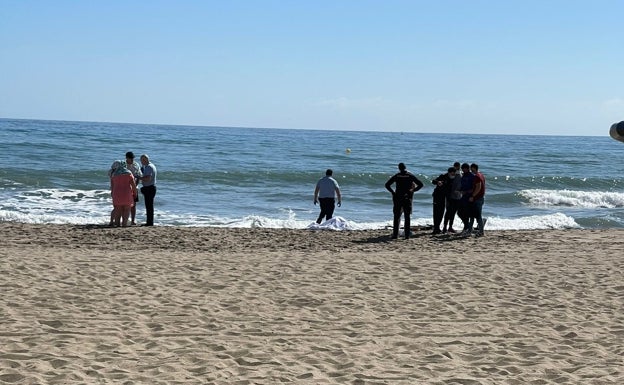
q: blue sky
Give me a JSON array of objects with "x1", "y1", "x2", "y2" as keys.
[{"x1": 1, "y1": 1, "x2": 622, "y2": 135}]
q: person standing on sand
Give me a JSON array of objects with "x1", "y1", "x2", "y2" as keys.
[
  {"x1": 108, "y1": 153, "x2": 142, "y2": 226},
  {"x1": 109, "y1": 160, "x2": 138, "y2": 227},
  {"x1": 458, "y1": 162, "x2": 475, "y2": 233},
  {"x1": 467, "y1": 163, "x2": 486, "y2": 237},
  {"x1": 443, "y1": 162, "x2": 462, "y2": 233},
  {"x1": 385, "y1": 162, "x2": 423, "y2": 240},
  {"x1": 125, "y1": 151, "x2": 143, "y2": 226},
  {"x1": 431, "y1": 167, "x2": 455, "y2": 235},
  {"x1": 314, "y1": 169, "x2": 342, "y2": 224},
  {"x1": 138, "y1": 154, "x2": 157, "y2": 226}
]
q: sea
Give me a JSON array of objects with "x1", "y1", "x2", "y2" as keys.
[{"x1": 1, "y1": 118, "x2": 623, "y2": 230}]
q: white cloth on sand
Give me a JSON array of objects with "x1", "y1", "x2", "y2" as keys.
[{"x1": 307, "y1": 216, "x2": 359, "y2": 231}]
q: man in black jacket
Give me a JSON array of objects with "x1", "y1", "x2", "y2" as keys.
[
  {"x1": 385, "y1": 163, "x2": 423, "y2": 239},
  {"x1": 431, "y1": 167, "x2": 456, "y2": 235}
]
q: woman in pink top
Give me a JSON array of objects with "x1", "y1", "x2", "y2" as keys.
[{"x1": 110, "y1": 160, "x2": 138, "y2": 227}]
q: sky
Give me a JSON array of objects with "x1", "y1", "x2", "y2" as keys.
[{"x1": 1, "y1": 1, "x2": 622, "y2": 135}]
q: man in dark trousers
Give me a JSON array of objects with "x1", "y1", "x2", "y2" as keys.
[
  {"x1": 313, "y1": 169, "x2": 342, "y2": 224},
  {"x1": 138, "y1": 154, "x2": 157, "y2": 226},
  {"x1": 385, "y1": 162, "x2": 423, "y2": 239},
  {"x1": 431, "y1": 166, "x2": 456, "y2": 234}
]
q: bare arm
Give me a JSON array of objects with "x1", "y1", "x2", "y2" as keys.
[
  {"x1": 470, "y1": 181, "x2": 482, "y2": 200},
  {"x1": 130, "y1": 176, "x2": 138, "y2": 196}
]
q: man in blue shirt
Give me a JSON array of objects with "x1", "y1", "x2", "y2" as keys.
[{"x1": 313, "y1": 169, "x2": 342, "y2": 224}]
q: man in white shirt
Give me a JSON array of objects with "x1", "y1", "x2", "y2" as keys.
[
  {"x1": 313, "y1": 169, "x2": 342, "y2": 224},
  {"x1": 138, "y1": 154, "x2": 157, "y2": 226}
]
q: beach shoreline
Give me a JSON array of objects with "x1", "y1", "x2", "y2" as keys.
[
  {"x1": 3, "y1": 222, "x2": 620, "y2": 253},
  {"x1": 1, "y1": 223, "x2": 622, "y2": 384}
]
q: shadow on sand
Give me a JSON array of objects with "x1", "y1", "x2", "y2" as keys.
[
  {"x1": 352, "y1": 226, "x2": 434, "y2": 244},
  {"x1": 74, "y1": 224, "x2": 114, "y2": 230}
]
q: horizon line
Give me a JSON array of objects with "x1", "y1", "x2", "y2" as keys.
[{"x1": 0, "y1": 116, "x2": 608, "y2": 138}]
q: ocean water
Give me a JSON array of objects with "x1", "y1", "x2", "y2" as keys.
[{"x1": 1, "y1": 118, "x2": 623, "y2": 230}]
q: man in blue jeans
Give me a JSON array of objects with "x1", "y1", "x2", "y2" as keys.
[
  {"x1": 467, "y1": 163, "x2": 486, "y2": 237},
  {"x1": 139, "y1": 154, "x2": 157, "y2": 226}
]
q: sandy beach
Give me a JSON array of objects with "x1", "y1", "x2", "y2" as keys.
[{"x1": 0, "y1": 223, "x2": 622, "y2": 384}]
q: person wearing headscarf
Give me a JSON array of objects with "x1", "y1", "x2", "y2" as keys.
[{"x1": 109, "y1": 160, "x2": 138, "y2": 227}]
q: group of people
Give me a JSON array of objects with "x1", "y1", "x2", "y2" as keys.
[
  {"x1": 108, "y1": 152, "x2": 157, "y2": 227},
  {"x1": 430, "y1": 162, "x2": 486, "y2": 237},
  {"x1": 313, "y1": 162, "x2": 486, "y2": 239}
]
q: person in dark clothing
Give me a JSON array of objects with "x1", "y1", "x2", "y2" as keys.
[
  {"x1": 385, "y1": 162, "x2": 424, "y2": 239},
  {"x1": 458, "y1": 163, "x2": 475, "y2": 232},
  {"x1": 467, "y1": 163, "x2": 486, "y2": 237},
  {"x1": 431, "y1": 167, "x2": 456, "y2": 234},
  {"x1": 443, "y1": 162, "x2": 462, "y2": 233}
]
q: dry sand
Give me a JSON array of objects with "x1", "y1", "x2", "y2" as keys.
[{"x1": 0, "y1": 223, "x2": 622, "y2": 384}]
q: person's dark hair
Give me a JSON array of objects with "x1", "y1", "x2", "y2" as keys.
[
  {"x1": 398, "y1": 162, "x2": 406, "y2": 171},
  {"x1": 125, "y1": 151, "x2": 135, "y2": 159},
  {"x1": 471, "y1": 163, "x2": 479, "y2": 171},
  {"x1": 453, "y1": 162, "x2": 461, "y2": 168},
  {"x1": 325, "y1": 169, "x2": 333, "y2": 176},
  {"x1": 448, "y1": 167, "x2": 456, "y2": 173},
  {"x1": 461, "y1": 163, "x2": 470, "y2": 169}
]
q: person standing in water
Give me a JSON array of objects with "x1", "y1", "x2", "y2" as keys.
[{"x1": 313, "y1": 169, "x2": 342, "y2": 224}]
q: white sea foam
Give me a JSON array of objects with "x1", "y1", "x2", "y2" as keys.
[
  {"x1": 519, "y1": 189, "x2": 624, "y2": 208},
  {"x1": 0, "y1": 187, "x2": 590, "y2": 231},
  {"x1": 479, "y1": 213, "x2": 580, "y2": 230},
  {"x1": 1, "y1": 188, "x2": 110, "y2": 223},
  {"x1": 0, "y1": 207, "x2": 581, "y2": 231},
  {"x1": 0, "y1": 209, "x2": 109, "y2": 225},
  {"x1": 156, "y1": 213, "x2": 578, "y2": 231},
  {"x1": 184, "y1": 213, "x2": 387, "y2": 230}
]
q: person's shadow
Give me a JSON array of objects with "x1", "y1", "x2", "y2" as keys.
[
  {"x1": 352, "y1": 234, "x2": 392, "y2": 244},
  {"x1": 352, "y1": 228, "x2": 431, "y2": 244},
  {"x1": 431, "y1": 233, "x2": 470, "y2": 242},
  {"x1": 74, "y1": 224, "x2": 114, "y2": 230}
]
